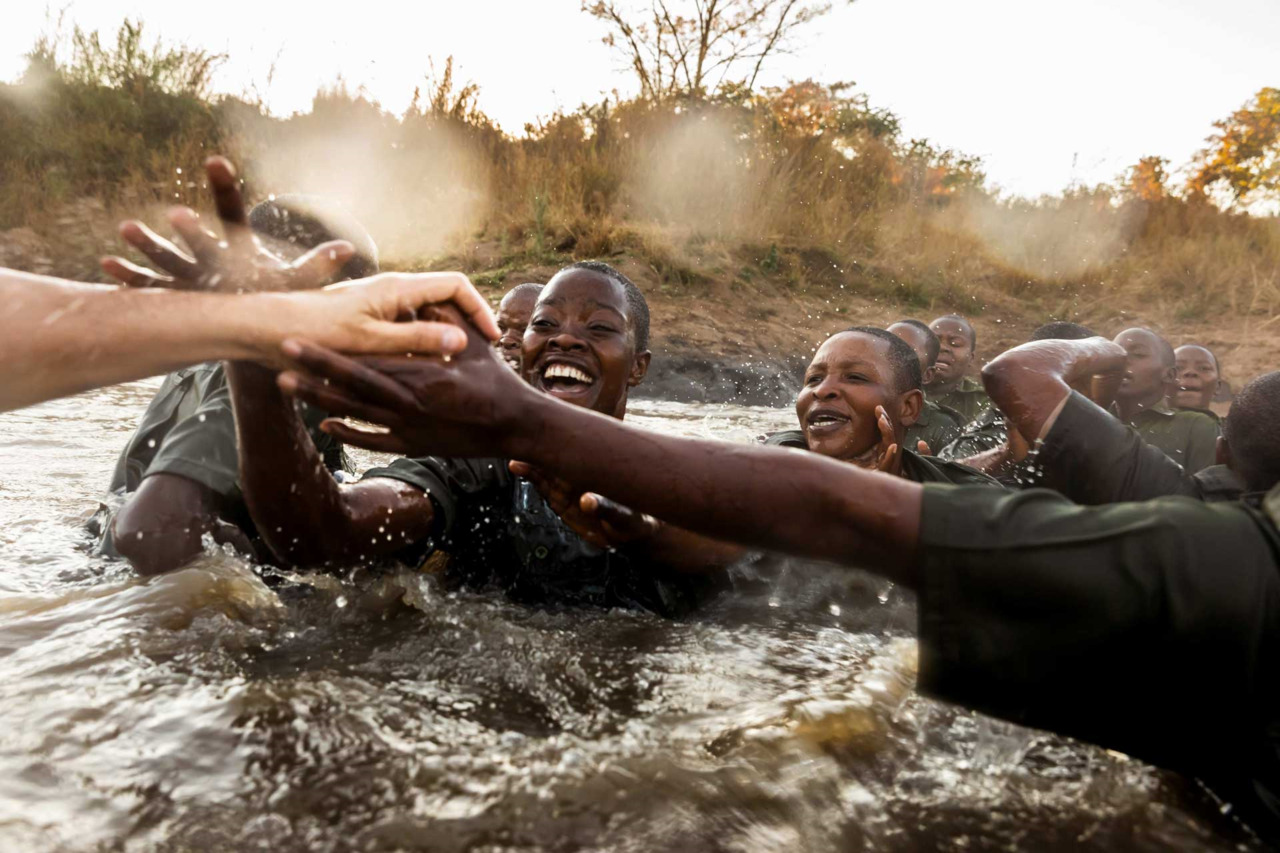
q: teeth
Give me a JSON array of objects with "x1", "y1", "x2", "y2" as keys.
[{"x1": 544, "y1": 363, "x2": 592, "y2": 384}]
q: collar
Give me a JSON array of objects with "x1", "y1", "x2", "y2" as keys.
[{"x1": 1266, "y1": 483, "x2": 1280, "y2": 528}]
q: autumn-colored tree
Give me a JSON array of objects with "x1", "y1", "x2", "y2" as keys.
[
  {"x1": 583, "y1": 0, "x2": 843, "y2": 100},
  {"x1": 1123, "y1": 155, "x2": 1170, "y2": 202},
  {"x1": 1188, "y1": 87, "x2": 1280, "y2": 207}
]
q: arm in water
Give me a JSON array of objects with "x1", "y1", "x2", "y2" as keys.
[
  {"x1": 0, "y1": 268, "x2": 499, "y2": 414},
  {"x1": 275, "y1": 327, "x2": 922, "y2": 583}
]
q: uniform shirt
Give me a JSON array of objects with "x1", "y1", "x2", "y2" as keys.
[
  {"x1": 364, "y1": 456, "x2": 707, "y2": 616},
  {"x1": 95, "y1": 363, "x2": 349, "y2": 555},
  {"x1": 916, "y1": 481, "x2": 1280, "y2": 841},
  {"x1": 108, "y1": 363, "x2": 348, "y2": 497},
  {"x1": 1123, "y1": 399, "x2": 1220, "y2": 475},
  {"x1": 904, "y1": 399, "x2": 965, "y2": 455},
  {"x1": 927, "y1": 375, "x2": 991, "y2": 422},
  {"x1": 1031, "y1": 391, "x2": 1247, "y2": 505},
  {"x1": 761, "y1": 430, "x2": 1001, "y2": 487}
]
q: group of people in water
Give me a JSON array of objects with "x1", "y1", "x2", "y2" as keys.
[{"x1": 3, "y1": 156, "x2": 1280, "y2": 844}]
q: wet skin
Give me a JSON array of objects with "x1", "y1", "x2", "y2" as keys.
[
  {"x1": 1174, "y1": 345, "x2": 1220, "y2": 410},
  {"x1": 1113, "y1": 328, "x2": 1175, "y2": 420},
  {"x1": 927, "y1": 317, "x2": 975, "y2": 392},
  {"x1": 797, "y1": 332, "x2": 923, "y2": 465},
  {"x1": 887, "y1": 322, "x2": 937, "y2": 385},
  {"x1": 522, "y1": 270, "x2": 650, "y2": 419},
  {"x1": 496, "y1": 287, "x2": 541, "y2": 371}
]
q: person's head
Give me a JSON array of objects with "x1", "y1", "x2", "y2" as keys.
[
  {"x1": 888, "y1": 319, "x2": 940, "y2": 385},
  {"x1": 1174, "y1": 344, "x2": 1222, "y2": 410},
  {"x1": 496, "y1": 283, "x2": 543, "y2": 371},
  {"x1": 928, "y1": 315, "x2": 977, "y2": 386},
  {"x1": 522, "y1": 261, "x2": 650, "y2": 419},
  {"x1": 248, "y1": 195, "x2": 378, "y2": 282},
  {"x1": 796, "y1": 327, "x2": 923, "y2": 465},
  {"x1": 1221, "y1": 371, "x2": 1280, "y2": 492},
  {"x1": 1113, "y1": 327, "x2": 1175, "y2": 403},
  {"x1": 1030, "y1": 321, "x2": 1097, "y2": 342}
]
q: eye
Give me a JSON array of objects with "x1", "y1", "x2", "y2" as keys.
[
  {"x1": 589, "y1": 324, "x2": 618, "y2": 334},
  {"x1": 844, "y1": 373, "x2": 868, "y2": 383},
  {"x1": 531, "y1": 318, "x2": 554, "y2": 330},
  {"x1": 805, "y1": 374, "x2": 822, "y2": 386}
]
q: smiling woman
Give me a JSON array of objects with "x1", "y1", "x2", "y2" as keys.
[{"x1": 522, "y1": 262, "x2": 652, "y2": 420}]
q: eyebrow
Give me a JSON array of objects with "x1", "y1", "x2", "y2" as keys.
[{"x1": 535, "y1": 297, "x2": 626, "y2": 320}]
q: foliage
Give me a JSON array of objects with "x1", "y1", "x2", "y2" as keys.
[{"x1": 1188, "y1": 87, "x2": 1280, "y2": 208}]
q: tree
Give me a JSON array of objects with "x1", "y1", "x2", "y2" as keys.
[
  {"x1": 1188, "y1": 87, "x2": 1280, "y2": 208},
  {"x1": 583, "y1": 0, "x2": 841, "y2": 100},
  {"x1": 1122, "y1": 156, "x2": 1170, "y2": 203}
]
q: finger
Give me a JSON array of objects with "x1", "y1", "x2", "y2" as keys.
[
  {"x1": 916, "y1": 440, "x2": 932, "y2": 455},
  {"x1": 876, "y1": 443, "x2": 900, "y2": 474},
  {"x1": 875, "y1": 406, "x2": 894, "y2": 447},
  {"x1": 168, "y1": 207, "x2": 224, "y2": 266},
  {"x1": 582, "y1": 493, "x2": 658, "y2": 539},
  {"x1": 356, "y1": 320, "x2": 470, "y2": 356},
  {"x1": 282, "y1": 339, "x2": 423, "y2": 412},
  {"x1": 333, "y1": 273, "x2": 500, "y2": 343},
  {"x1": 204, "y1": 155, "x2": 250, "y2": 234},
  {"x1": 118, "y1": 220, "x2": 200, "y2": 280},
  {"x1": 289, "y1": 241, "x2": 356, "y2": 291},
  {"x1": 509, "y1": 460, "x2": 534, "y2": 478},
  {"x1": 317, "y1": 419, "x2": 411, "y2": 455},
  {"x1": 277, "y1": 371, "x2": 406, "y2": 426},
  {"x1": 100, "y1": 256, "x2": 173, "y2": 289}
]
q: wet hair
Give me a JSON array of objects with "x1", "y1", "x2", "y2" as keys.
[
  {"x1": 501, "y1": 282, "x2": 544, "y2": 305},
  {"x1": 1030, "y1": 321, "x2": 1096, "y2": 341},
  {"x1": 565, "y1": 260, "x2": 650, "y2": 351},
  {"x1": 248, "y1": 195, "x2": 379, "y2": 281},
  {"x1": 838, "y1": 326, "x2": 923, "y2": 394},
  {"x1": 895, "y1": 319, "x2": 940, "y2": 367},
  {"x1": 935, "y1": 314, "x2": 977, "y2": 351},
  {"x1": 1223, "y1": 371, "x2": 1280, "y2": 491}
]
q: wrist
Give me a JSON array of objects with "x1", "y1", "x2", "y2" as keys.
[{"x1": 500, "y1": 389, "x2": 565, "y2": 462}]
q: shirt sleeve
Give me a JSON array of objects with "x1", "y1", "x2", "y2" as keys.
[
  {"x1": 361, "y1": 456, "x2": 507, "y2": 541},
  {"x1": 915, "y1": 483, "x2": 1280, "y2": 785},
  {"x1": 1034, "y1": 391, "x2": 1197, "y2": 503},
  {"x1": 144, "y1": 379, "x2": 241, "y2": 498}
]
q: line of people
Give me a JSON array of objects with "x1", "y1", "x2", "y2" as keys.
[{"x1": 4, "y1": 156, "x2": 1280, "y2": 843}]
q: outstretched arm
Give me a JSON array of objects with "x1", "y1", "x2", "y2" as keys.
[
  {"x1": 0, "y1": 269, "x2": 498, "y2": 413},
  {"x1": 276, "y1": 338, "x2": 925, "y2": 586}
]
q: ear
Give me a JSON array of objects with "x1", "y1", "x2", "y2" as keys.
[
  {"x1": 922, "y1": 364, "x2": 937, "y2": 385},
  {"x1": 628, "y1": 350, "x2": 652, "y2": 388},
  {"x1": 1163, "y1": 365, "x2": 1178, "y2": 385},
  {"x1": 1216, "y1": 435, "x2": 1232, "y2": 469},
  {"x1": 899, "y1": 389, "x2": 924, "y2": 428}
]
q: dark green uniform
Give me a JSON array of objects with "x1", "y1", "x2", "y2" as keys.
[
  {"x1": 95, "y1": 363, "x2": 349, "y2": 551},
  {"x1": 1035, "y1": 392, "x2": 1245, "y2": 504},
  {"x1": 916, "y1": 481, "x2": 1280, "y2": 841},
  {"x1": 762, "y1": 430, "x2": 1000, "y2": 486},
  {"x1": 905, "y1": 399, "x2": 965, "y2": 456},
  {"x1": 927, "y1": 375, "x2": 990, "y2": 422},
  {"x1": 365, "y1": 456, "x2": 709, "y2": 616},
  {"x1": 1124, "y1": 399, "x2": 1220, "y2": 474}
]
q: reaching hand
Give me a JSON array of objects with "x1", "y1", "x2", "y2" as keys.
[
  {"x1": 276, "y1": 312, "x2": 534, "y2": 459},
  {"x1": 101, "y1": 156, "x2": 353, "y2": 293},
  {"x1": 508, "y1": 461, "x2": 661, "y2": 550},
  {"x1": 916, "y1": 440, "x2": 932, "y2": 455},
  {"x1": 871, "y1": 405, "x2": 903, "y2": 476}
]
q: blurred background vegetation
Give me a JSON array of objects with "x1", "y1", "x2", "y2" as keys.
[{"x1": 1, "y1": 9, "x2": 1278, "y2": 328}]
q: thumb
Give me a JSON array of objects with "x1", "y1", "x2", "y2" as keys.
[
  {"x1": 916, "y1": 440, "x2": 932, "y2": 455},
  {"x1": 291, "y1": 240, "x2": 356, "y2": 290}
]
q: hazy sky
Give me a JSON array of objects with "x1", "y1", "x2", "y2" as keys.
[{"x1": 3, "y1": 0, "x2": 1275, "y2": 198}]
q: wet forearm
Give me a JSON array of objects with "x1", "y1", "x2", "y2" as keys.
[
  {"x1": 982, "y1": 338, "x2": 1124, "y2": 442},
  {"x1": 507, "y1": 400, "x2": 923, "y2": 582},
  {"x1": 0, "y1": 272, "x2": 284, "y2": 412},
  {"x1": 227, "y1": 361, "x2": 354, "y2": 565}
]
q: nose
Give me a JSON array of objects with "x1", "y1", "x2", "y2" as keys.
[
  {"x1": 547, "y1": 328, "x2": 587, "y2": 352},
  {"x1": 814, "y1": 375, "x2": 840, "y2": 399}
]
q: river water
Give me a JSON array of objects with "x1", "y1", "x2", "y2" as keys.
[{"x1": 0, "y1": 385, "x2": 1255, "y2": 851}]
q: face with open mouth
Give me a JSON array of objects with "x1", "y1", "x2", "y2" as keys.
[
  {"x1": 1114, "y1": 328, "x2": 1174, "y2": 403},
  {"x1": 1173, "y1": 344, "x2": 1220, "y2": 410},
  {"x1": 522, "y1": 268, "x2": 649, "y2": 419},
  {"x1": 796, "y1": 331, "x2": 918, "y2": 464}
]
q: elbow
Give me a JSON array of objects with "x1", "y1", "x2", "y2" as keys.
[
  {"x1": 980, "y1": 355, "x2": 1019, "y2": 401},
  {"x1": 111, "y1": 503, "x2": 202, "y2": 576}
]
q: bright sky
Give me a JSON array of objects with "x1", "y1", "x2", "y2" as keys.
[{"x1": 3, "y1": 0, "x2": 1275, "y2": 198}]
